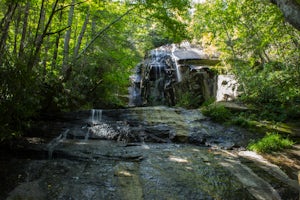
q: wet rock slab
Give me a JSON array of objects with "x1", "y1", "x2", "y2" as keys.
[
  {"x1": 4, "y1": 141, "x2": 253, "y2": 200},
  {"x1": 2, "y1": 107, "x2": 299, "y2": 199},
  {"x1": 76, "y1": 106, "x2": 260, "y2": 149},
  {"x1": 26, "y1": 106, "x2": 260, "y2": 149},
  {"x1": 4, "y1": 140, "x2": 299, "y2": 200}
]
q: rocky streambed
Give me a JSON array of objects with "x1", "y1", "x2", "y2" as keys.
[{"x1": 1, "y1": 107, "x2": 299, "y2": 199}]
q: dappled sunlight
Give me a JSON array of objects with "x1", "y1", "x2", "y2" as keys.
[
  {"x1": 26, "y1": 137, "x2": 45, "y2": 144},
  {"x1": 218, "y1": 158, "x2": 282, "y2": 200},
  {"x1": 239, "y1": 150, "x2": 300, "y2": 190},
  {"x1": 168, "y1": 155, "x2": 189, "y2": 163},
  {"x1": 222, "y1": 150, "x2": 238, "y2": 157},
  {"x1": 238, "y1": 151, "x2": 265, "y2": 162},
  {"x1": 1, "y1": 0, "x2": 299, "y2": 198},
  {"x1": 74, "y1": 141, "x2": 90, "y2": 145},
  {"x1": 117, "y1": 170, "x2": 133, "y2": 177},
  {"x1": 141, "y1": 144, "x2": 150, "y2": 149}
]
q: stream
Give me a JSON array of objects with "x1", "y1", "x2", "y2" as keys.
[{"x1": 1, "y1": 107, "x2": 299, "y2": 199}]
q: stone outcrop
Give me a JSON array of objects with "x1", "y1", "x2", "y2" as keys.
[{"x1": 129, "y1": 42, "x2": 239, "y2": 107}]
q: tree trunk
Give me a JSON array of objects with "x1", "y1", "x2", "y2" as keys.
[
  {"x1": 34, "y1": 0, "x2": 46, "y2": 44},
  {"x1": 42, "y1": 34, "x2": 50, "y2": 81},
  {"x1": 27, "y1": 0, "x2": 59, "y2": 72},
  {"x1": 76, "y1": 7, "x2": 135, "y2": 59},
  {"x1": 19, "y1": 1, "x2": 30, "y2": 58},
  {"x1": 13, "y1": 5, "x2": 22, "y2": 54},
  {"x1": 52, "y1": 3, "x2": 64, "y2": 69},
  {"x1": 271, "y1": 0, "x2": 300, "y2": 30},
  {"x1": 74, "y1": 7, "x2": 90, "y2": 59},
  {"x1": 0, "y1": 2, "x2": 18, "y2": 64},
  {"x1": 62, "y1": 0, "x2": 76, "y2": 80}
]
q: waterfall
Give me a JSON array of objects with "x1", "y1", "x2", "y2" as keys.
[
  {"x1": 129, "y1": 41, "x2": 223, "y2": 107},
  {"x1": 171, "y1": 44, "x2": 182, "y2": 82},
  {"x1": 128, "y1": 66, "x2": 142, "y2": 107},
  {"x1": 85, "y1": 109, "x2": 103, "y2": 140},
  {"x1": 90, "y1": 109, "x2": 102, "y2": 125}
]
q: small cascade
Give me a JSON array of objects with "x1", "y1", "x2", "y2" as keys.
[
  {"x1": 128, "y1": 75, "x2": 142, "y2": 106},
  {"x1": 47, "y1": 129, "x2": 69, "y2": 159},
  {"x1": 171, "y1": 44, "x2": 182, "y2": 82},
  {"x1": 90, "y1": 109, "x2": 102, "y2": 125},
  {"x1": 87, "y1": 123, "x2": 119, "y2": 140},
  {"x1": 86, "y1": 109, "x2": 121, "y2": 140},
  {"x1": 86, "y1": 109, "x2": 103, "y2": 140}
]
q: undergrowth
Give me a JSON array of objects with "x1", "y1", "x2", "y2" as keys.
[
  {"x1": 247, "y1": 132, "x2": 294, "y2": 153},
  {"x1": 201, "y1": 104, "x2": 231, "y2": 122},
  {"x1": 200, "y1": 101, "x2": 296, "y2": 153}
]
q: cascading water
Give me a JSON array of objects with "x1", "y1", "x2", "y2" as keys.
[
  {"x1": 129, "y1": 41, "x2": 241, "y2": 107},
  {"x1": 90, "y1": 109, "x2": 102, "y2": 125},
  {"x1": 85, "y1": 109, "x2": 103, "y2": 140},
  {"x1": 171, "y1": 44, "x2": 182, "y2": 82},
  {"x1": 86, "y1": 109, "x2": 124, "y2": 140}
]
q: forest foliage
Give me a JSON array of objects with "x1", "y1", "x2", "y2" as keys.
[
  {"x1": 0, "y1": 0, "x2": 299, "y2": 140},
  {"x1": 190, "y1": 0, "x2": 300, "y2": 121},
  {"x1": 0, "y1": 0, "x2": 190, "y2": 139}
]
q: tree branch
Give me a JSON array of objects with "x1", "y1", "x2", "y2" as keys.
[
  {"x1": 45, "y1": 25, "x2": 71, "y2": 36},
  {"x1": 76, "y1": 7, "x2": 136, "y2": 59},
  {"x1": 54, "y1": 0, "x2": 88, "y2": 13}
]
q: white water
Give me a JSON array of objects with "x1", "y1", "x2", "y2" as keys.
[
  {"x1": 85, "y1": 109, "x2": 103, "y2": 140},
  {"x1": 88, "y1": 123, "x2": 119, "y2": 140},
  {"x1": 152, "y1": 49, "x2": 164, "y2": 80},
  {"x1": 171, "y1": 44, "x2": 182, "y2": 82},
  {"x1": 90, "y1": 109, "x2": 102, "y2": 125}
]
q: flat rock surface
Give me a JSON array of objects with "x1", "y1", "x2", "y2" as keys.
[
  {"x1": 1, "y1": 107, "x2": 299, "y2": 199},
  {"x1": 3, "y1": 140, "x2": 298, "y2": 200}
]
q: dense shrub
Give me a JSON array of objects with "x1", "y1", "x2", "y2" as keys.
[
  {"x1": 230, "y1": 115, "x2": 256, "y2": 128},
  {"x1": 176, "y1": 92, "x2": 201, "y2": 109},
  {"x1": 248, "y1": 132, "x2": 294, "y2": 153},
  {"x1": 201, "y1": 104, "x2": 232, "y2": 122}
]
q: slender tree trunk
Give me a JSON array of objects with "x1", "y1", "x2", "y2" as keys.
[
  {"x1": 0, "y1": 4, "x2": 11, "y2": 29},
  {"x1": 27, "y1": 0, "x2": 59, "y2": 72},
  {"x1": 19, "y1": 1, "x2": 30, "y2": 58},
  {"x1": 91, "y1": 17, "x2": 97, "y2": 37},
  {"x1": 62, "y1": 0, "x2": 76, "y2": 80},
  {"x1": 34, "y1": 0, "x2": 46, "y2": 43},
  {"x1": 43, "y1": 34, "x2": 50, "y2": 81},
  {"x1": 74, "y1": 7, "x2": 90, "y2": 59},
  {"x1": 52, "y1": 3, "x2": 64, "y2": 69},
  {"x1": 13, "y1": 6, "x2": 22, "y2": 54},
  {"x1": 52, "y1": 33, "x2": 61, "y2": 69},
  {"x1": 0, "y1": 2, "x2": 18, "y2": 65},
  {"x1": 77, "y1": 7, "x2": 135, "y2": 59}
]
